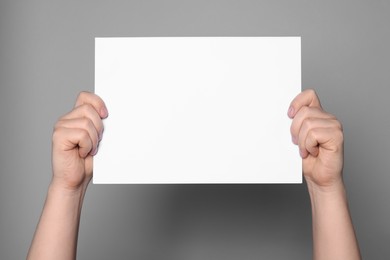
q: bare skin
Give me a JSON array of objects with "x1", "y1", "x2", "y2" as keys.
[
  {"x1": 288, "y1": 89, "x2": 361, "y2": 260},
  {"x1": 27, "y1": 89, "x2": 361, "y2": 260},
  {"x1": 27, "y1": 92, "x2": 108, "y2": 260}
]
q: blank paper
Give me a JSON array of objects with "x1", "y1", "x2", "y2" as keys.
[{"x1": 94, "y1": 37, "x2": 302, "y2": 184}]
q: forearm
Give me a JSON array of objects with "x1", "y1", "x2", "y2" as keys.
[
  {"x1": 27, "y1": 182, "x2": 88, "y2": 260},
  {"x1": 308, "y1": 181, "x2": 361, "y2": 260}
]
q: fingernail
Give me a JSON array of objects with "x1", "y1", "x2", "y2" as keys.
[
  {"x1": 91, "y1": 145, "x2": 99, "y2": 156},
  {"x1": 288, "y1": 106, "x2": 294, "y2": 118},
  {"x1": 100, "y1": 107, "x2": 108, "y2": 118},
  {"x1": 299, "y1": 149, "x2": 307, "y2": 158}
]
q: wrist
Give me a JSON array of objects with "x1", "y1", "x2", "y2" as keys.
[
  {"x1": 305, "y1": 174, "x2": 345, "y2": 195},
  {"x1": 48, "y1": 179, "x2": 89, "y2": 199},
  {"x1": 46, "y1": 181, "x2": 88, "y2": 219},
  {"x1": 306, "y1": 178, "x2": 348, "y2": 208},
  {"x1": 49, "y1": 171, "x2": 91, "y2": 193}
]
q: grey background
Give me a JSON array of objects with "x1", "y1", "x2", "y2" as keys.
[{"x1": 0, "y1": 0, "x2": 389, "y2": 259}]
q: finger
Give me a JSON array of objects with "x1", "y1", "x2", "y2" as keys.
[
  {"x1": 290, "y1": 106, "x2": 336, "y2": 144},
  {"x1": 303, "y1": 128, "x2": 343, "y2": 158},
  {"x1": 55, "y1": 118, "x2": 100, "y2": 156},
  {"x1": 298, "y1": 118, "x2": 343, "y2": 158},
  {"x1": 305, "y1": 130, "x2": 319, "y2": 157},
  {"x1": 52, "y1": 127, "x2": 93, "y2": 158},
  {"x1": 298, "y1": 118, "x2": 332, "y2": 158},
  {"x1": 75, "y1": 91, "x2": 108, "y2": 119},
  {"x1": 61, "y1": 104, "x2": 104, "y2": 140},
  {"x1": 85, "y1": 156, "x2": 93, "y2": 178},
  {"x1": 288, "y1": 89, "x2": 322, "y2": 118}
]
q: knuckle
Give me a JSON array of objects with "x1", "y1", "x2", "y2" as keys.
[
  {"x1": 53, "y1": 117, "x2": 68, "y2": 131},
  {"x1": 52, "y1": 126, "x2": 64, "y2": 143},
  {"x1": 306, "y1": 88, "x2": 317, "y2": 98},
  {"x1": 328, "y1": 117, "x2": 343, "y2": 131},
  {"x1": 307, "y1": 128, "x2": 316, "y2": 139},
  {"x1": 81, "y1": 117, "x2": 93, "y2": 129},
  {"x1": 77, "y1": 91, "x2": 90, "y2": 100},
  {"x1": 53, "y1": 120, "x2": 62, "y2": 130},
  {"x1": 79, "y1": 128, "x2": 90, "y2": 140},
  {"x1": 325, "y1": 112, "x2": 337, "y2": 120},
  {"x1": 335, "y1": 119, "x2": 343, "y2": 131},
  {"x1": 302, "y1": 117, "x2": 314, "y2": 130},
  {"x1": 76, "y1": 91, "x2": 92, "y2": 106}
]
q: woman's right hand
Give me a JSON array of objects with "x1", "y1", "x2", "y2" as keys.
[{"x1": 288, "y1": 89, "x2": 344, "y2": 193}]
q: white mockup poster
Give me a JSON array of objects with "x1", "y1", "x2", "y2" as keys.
[{"x1": 94, "y1": 37, "x2": 302, "y2": 184}]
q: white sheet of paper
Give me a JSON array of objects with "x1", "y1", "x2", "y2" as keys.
[{"x1": 94, "y1": 37, "x2": 302, "y2": 184}]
